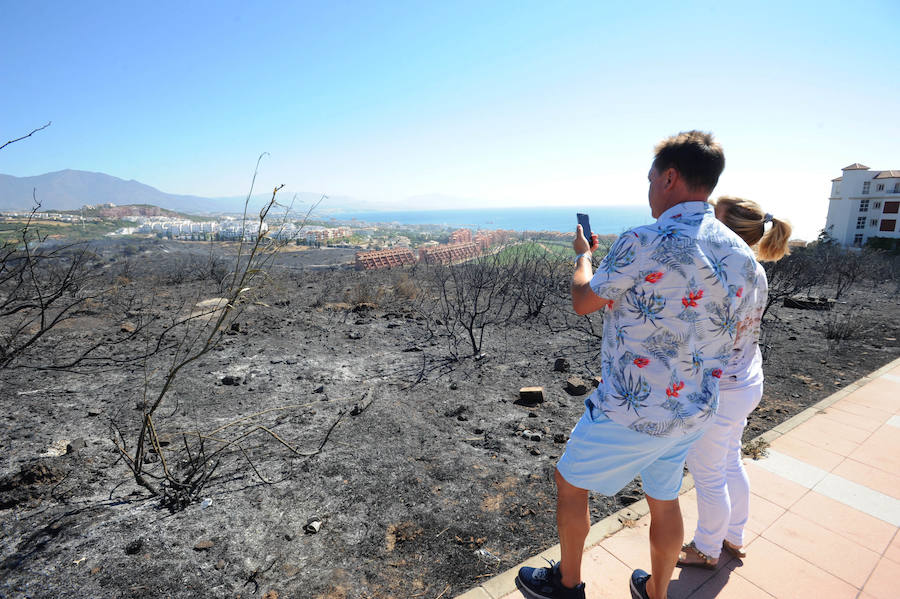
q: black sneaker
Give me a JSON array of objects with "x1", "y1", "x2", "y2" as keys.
[
  {"x1": 629, "y1": 568, "x2": 651, "y2": 599},
  {"x1": 515, "y1": 560, "x2": 586, "y2": 599}
]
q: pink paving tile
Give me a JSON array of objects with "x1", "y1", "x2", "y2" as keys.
[
  {"x1": 598, "y1": 516, "x2": 651, "y2": 570},
  {"x1": 685, "y1": 567, "x2": 777, "y2": 598},
  {"x1": 761, "y1": 511, "x2": 880, "y2": 587},
  {"x1": 667, "y1": 563, "x2": 721, "y2": 599},
  {"x1": 850, "y1": 425, "x2": 900, "y2": 475},
  {"x1": 817, "y1": 406, "x2": 888, "y2": 433},
  {"x1": 735, "y1": 536, "x2": 858, "y2": 599},
  {"x1": 891, "y1": 363, "x2": 900, "y2": 377},
  {"x1": 743, "y1": 461, "x2": 809, "y2": 509},
  {"x1": 827, "y1": 397, "x2": 893, "y2": 423},
  {"x1": 841, "y1": 378, "x2": 900, "y2": 414},
  {"x1": 868, "y1": 422, "x2": 900, "y2": 450},
  {"x1": 744, "y1": 492, "x2": 786, "y2": 536},
  {"x1": 768, "y1": 434, "x2": 844, "y2": 471},
  {"x1": 787, "y1": 416, "x2": 868, "y2": 456},
  {"x1": 831, "y1": 457, "x2": 900, "y2": 500},
  {"x1": 884, "y1": 532, "x2": 900, "y2": 565},
  {"x1": 861, "y1": 556, "x2": 900, "y2": 599},
  {"x1": 788, "y1": 490, "x2": 896, "y2": 553},
  {"x1": 581, "y1": 545, "x2": 637, "y2": 599}
]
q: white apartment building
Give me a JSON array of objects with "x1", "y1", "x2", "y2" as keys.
[{"x1": 825, "y1": 163, "x2": 900, "y2": 247}]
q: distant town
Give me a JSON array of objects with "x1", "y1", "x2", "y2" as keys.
[{"x1": 0, "y1": 202, "x2": 582, "y2": 271}]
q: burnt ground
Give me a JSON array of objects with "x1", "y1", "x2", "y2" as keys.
[{"x1": 1, "y1": 240, "x2": 898, "y2": 599}]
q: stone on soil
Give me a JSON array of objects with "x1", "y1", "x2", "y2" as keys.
[
  {"x1": 553, "y1": 358, "x2": 570, "y2": 372},
  {"x1": 518, "y1": 387, "x2": 545, "y2": 404},
  {"x1": 565, "y1": 376, "x2": 589, "y2": 396}
]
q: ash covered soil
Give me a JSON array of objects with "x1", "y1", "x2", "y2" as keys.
[{"x1": 1, "y1": 240, "x2": 898, "y2": 599}]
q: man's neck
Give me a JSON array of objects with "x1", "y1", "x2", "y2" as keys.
[{"x1": 656, "y1": 195, "x2": 711, "y2": 217}]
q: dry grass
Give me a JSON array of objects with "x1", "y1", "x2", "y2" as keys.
[
  {"x1": 385, "y1": 521, "x2": 423, "y2": 552},
  {"x1": 392, "y1": 275, "x2": 419, "y2": 301},
  {"x1": 344, "y1": 281, "x2": 385, "y2": 306},
  {"x1": 821, "y1": 310, "x2": 873, "y2": 341}
]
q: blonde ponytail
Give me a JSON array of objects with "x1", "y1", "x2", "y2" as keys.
[
  {"x1": 715, "y1": 196, "x2": 792, "y2": 262},
  {"x1": 757, "y1": 217, "x2": 792, "y2": 262}
]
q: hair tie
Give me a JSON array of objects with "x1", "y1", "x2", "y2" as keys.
[{"x1": 763, "y1": 213, "x2": 774, "y2": 224}]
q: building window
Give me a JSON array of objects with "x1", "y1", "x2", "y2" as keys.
[
  {"x1": 853, "y1": 234, "x2": 863, "y2": 246},
  {"x1": 870, "y1": 219, "x2": 878, "y2": 227},
  {"x1": 862, "y1": 181, "x2": 870, "y2": 194},
  {"x1": 894, "y1": 183, "x2": 900, "y2": 193},
  {"x1": 859, "y1": 199, "x2": 869, "y2": 212},
  {"x1": 876, "y1": 183, "x2": 885, "y2": 191},
  {"x1": 881, "y1": 219, "x2": 897, "y2": 232},
  {"x1": 856, "y1": 216, "x2": 866, "y2": 229},
  {"x1": 885, "y1": 201, "x2": 900, "y2": 214},
  {"x1": 874, "y1": 201, "x2": 882, "y2": 209}
]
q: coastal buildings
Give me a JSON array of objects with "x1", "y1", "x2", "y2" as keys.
[
  {"x1": 303, "y1": 226, "x2": 352, "y2": 244},
  {"x1": 825, "y1": 164, "x2": 900, "y2": 246},
  {"x1": 450, "y1": 229, "x2": 472, "y2": 244},
  {"x1": 354, "y1": 248, "x2": 417, "y2": 270},
  {"x1": 354, "y1": 242, "x2": 481, "y2": 270},
  {"x1": 355, "y1": 228, "x2": 513, "y2": 270},
  {"x1": 418, "y1": 241, "x2": 480, "y2": 265}
]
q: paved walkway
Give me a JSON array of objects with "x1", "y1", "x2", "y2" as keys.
[{"x1": 458, "y1": 356, "x2": 900, "y2": 599}]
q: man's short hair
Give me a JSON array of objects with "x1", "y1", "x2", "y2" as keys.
[{"x1": 653, "y1": 131, "x2": 725, "y2": 193}]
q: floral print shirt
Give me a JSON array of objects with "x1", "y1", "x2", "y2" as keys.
[
  {"x1": 715, "y1": 260, "x2": 768, "y2": 419},
  {"x1": 588, "y1": 201, "x2": 761, "y2": 437}
]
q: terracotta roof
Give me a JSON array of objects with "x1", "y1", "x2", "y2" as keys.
[
  {"x1": 842, "y1": 163, "x2": 870, "y2": 170},
  {"x1": 873, "y1": 170, "x2": 900, "y2": 179},
  {"x1": 831, "y1": 176, "x2": 843, "y2": 182}
]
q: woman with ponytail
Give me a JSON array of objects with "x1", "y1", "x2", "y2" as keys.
[
  {"x1": 714, "y1": 196, "x2": 793, "y2": 262},
  {"x1": 677, "y1": 197, "x2": 792, "y2": 569}
]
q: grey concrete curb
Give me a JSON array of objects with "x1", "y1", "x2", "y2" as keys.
[{"x1": 455, "y1": 354, "x2": 900, "y2": 599}]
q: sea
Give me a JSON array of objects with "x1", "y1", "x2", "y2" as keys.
[{"x1": 328, "y1": 206, "x2": 653, "y2": 235}]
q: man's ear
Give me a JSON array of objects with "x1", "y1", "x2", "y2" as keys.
[{"x1": 663, "y1": 168, "x2": 679, "y2": 190}]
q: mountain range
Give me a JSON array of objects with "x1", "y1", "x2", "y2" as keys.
[{"x1": 0, "y1": 169, "x2": 379, "y2": 215}]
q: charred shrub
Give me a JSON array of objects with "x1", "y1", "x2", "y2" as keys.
[
  {"x1": 344, "y1": 279, "x2": 385, "y2": 307},
  {"x1": 391, "y1": 273, "x2": 419, "y2": 302},
  {"x1": 820, "y1": 309, "x2": 872, "y2": 341}
]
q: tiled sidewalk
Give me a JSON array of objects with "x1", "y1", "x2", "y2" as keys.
[{"x1": 458, "y1": 356, "x2": 900, "y2": 599}]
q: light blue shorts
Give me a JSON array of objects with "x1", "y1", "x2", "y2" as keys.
[{"x1": 556, "y1": 400, "x2": 705, "y2": 500}]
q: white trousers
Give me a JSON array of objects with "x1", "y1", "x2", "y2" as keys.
[{"x1": 685, "y1": 383, "x2": 763, "y2": 559}]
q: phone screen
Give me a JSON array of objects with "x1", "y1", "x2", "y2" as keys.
[{"x1": 576, "y1": 213, "x2": 592, "y2": 246}]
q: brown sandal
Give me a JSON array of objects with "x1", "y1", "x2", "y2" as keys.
[
  {"x1": 677, "y1": 541, "x2": 718, "y2": 570},
  {"x1": 722, "y1": 540, "x2": 746, "y2": 558}
]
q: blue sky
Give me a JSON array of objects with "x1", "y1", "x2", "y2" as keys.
[{"x1": 2, "y1": 0, "x2": 898, "y2": 239}]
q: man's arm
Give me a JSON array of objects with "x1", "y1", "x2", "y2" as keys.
[
  {"x1": 572, "y1": 254, "x2": 612, "y2": 315},
  {"x1": 571, "y1": 225, "x2": 613, "y2": 316}
]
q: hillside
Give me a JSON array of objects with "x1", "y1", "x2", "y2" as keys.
[
  {"x1": 0, "y1": 170, "x2": 219, "y2": 213},
  {"x1": 1, "y1": 241, "x2": 898, "y2": 597},
  {"x1": 0, "y1": 170, "x2": 371, "y2": 216}
]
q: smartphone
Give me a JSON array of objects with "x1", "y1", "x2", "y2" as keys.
[{"x1": 576, "y1": 213, "x2": 592, "y2": 248}]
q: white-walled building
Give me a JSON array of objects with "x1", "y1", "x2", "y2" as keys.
[{"x1": 825, "y1": 163, "x2": 900, "y2": 247}]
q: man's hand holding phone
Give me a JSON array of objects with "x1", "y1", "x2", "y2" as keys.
[
  {"x1": 571, "y1": 212, "x2": 611, "y2": 315},
  {"x1": 574, "y1": 213, "x2": 599, "y2": 255}
]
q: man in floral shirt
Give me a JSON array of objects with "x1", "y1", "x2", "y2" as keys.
[{"x1": 517, "y1": 132, "x2": 759, "y2": 599}]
